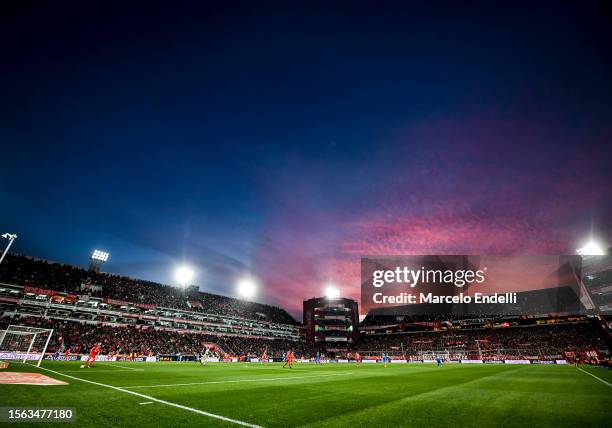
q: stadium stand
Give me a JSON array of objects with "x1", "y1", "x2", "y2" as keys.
[
  {"x1": 357, "y1": 321, "x2": 609, "y2": 356},
  {"x1": 0, "y1": 253, "x2": 610, "y2": 364},
  {"x1": 0, "y1": 316, "x2": 318, "y2": 359},
  {"x1": 0, "y1": 254, "x2": 295, "y2": 324}
]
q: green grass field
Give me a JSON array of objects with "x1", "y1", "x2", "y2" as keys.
[{"x1": 1, "y1": 361, "x2": 611, "y2": 427}]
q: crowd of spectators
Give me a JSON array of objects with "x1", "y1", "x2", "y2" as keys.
[
  {"x1": 214, "y1": 334, "x2": 320, "y2": 358},
  {"x1": 360, "y1": 313, "x2": 498, "y2": 326},
  {"x1": 356, "y1": 322, "x2": 610, "y2": 357},
  {"x1": 0, "y1": 316, "x2": 316, "y2": 359},
  {"x1": 0, "y1": 254, "x2": 295, "y2": 324},
  {"x1": 3, "y1": 315, "x2": 606, "y2": 361}
]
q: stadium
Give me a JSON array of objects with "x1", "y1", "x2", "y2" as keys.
[
  {"x1": 2, "y1": 1, "x2": 612, "y2": 427},
  {"x1": 0, "y1": 250, "x2": 610, "y2": 427}
]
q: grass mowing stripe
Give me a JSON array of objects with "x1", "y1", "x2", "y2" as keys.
[
  {"x1": 308, "y1": 365, "x2": 527, "y2": 425},
  {"x1": 123, "y1": 372, "x2": 354, "y2": 389},
  {"x1": 27, "y1": 363, "x2": 264, "y2": 428},
  {"x1": 576, "y1": 366, "x2": 612, "y2": 388}
]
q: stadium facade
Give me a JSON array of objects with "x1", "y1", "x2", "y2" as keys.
[{"x1": 303, "y1": 296, "x2": 359, "y2": 354}]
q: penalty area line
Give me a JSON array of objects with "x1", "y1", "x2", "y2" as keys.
[
  {"x1": 28, "y1": 364, "x2": 263, "y2": 428},
  {"x1": 576, "y1": 366, "x2": 612, "y2": 388}
]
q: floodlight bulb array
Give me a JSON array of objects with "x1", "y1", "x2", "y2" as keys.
[
  {"x1": 91, "y1": 250, "x2": 109, "y2": 262},
  {"x1": 237, "y1": 278, "x2": 257, "y2": 299},
  {"x1": 175, "y1": 266, "x2": 195, "y2": 285},
  {"x1": 325, "y1": 286, "x2": 340, "y2": 299}
]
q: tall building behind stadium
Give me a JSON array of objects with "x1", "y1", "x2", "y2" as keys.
[{"x1": 303, "y1": 297, "x2": 359, "y2": 354}]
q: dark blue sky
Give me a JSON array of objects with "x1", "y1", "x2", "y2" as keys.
[{"x1": 1, "y1": 1, "x2": 611, "y2": 316}]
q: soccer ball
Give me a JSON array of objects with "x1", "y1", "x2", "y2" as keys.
[{"x1": 80, "y1": 365, "x2": 85, "y2": 368}]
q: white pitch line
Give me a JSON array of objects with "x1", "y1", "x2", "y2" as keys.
[
  {"x1": 123, "y1": 372, "x2": 353, "y2": 389},
  {"x1": 139, "y1": 401, "x2": 153, "y2": 405},
  {"x1": 56, "y1": 370, "x2": 144, "y2": 374},
  {"x1": 576, "y1": 366, "x2": 612, "y2": 388},
  {"x1": 106, "y1": 363, "x2": 143, "y2": 371},
  {"x1": 29, "y1": 364, "x2": 263, "y2": 428}
]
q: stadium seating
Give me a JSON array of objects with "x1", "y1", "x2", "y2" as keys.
[
  {"x1": 0, "y1": 316, "x2": 318, "y2": 359},
  {"x1": 0, "y1": 254, "x2": 295, "y2": 324},
  {"x1": 356, "y1": 320, "x2": 611, "y2": 359},
  {"x1": 1, "y1": 253, "x2": 610, "y2": 362}
]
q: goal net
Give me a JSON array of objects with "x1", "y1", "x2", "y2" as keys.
[{"x1": 0, "y1": 325, "x2": 54, "y2": 367}]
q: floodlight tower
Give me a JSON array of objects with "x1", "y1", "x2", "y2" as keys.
[
  {"x1": 89, "y1": 249, "x2": 109, "y2": 272},
  {"x1": 574, "y1": 238, "x2": 607, "y2": 314},
  {"x1": 0, "y1": 233, "x2": 17, "y2": 265}
]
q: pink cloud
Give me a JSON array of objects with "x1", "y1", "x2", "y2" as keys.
[{"x1": 252, "y1": 117, "x2": 612, "y2": 318}]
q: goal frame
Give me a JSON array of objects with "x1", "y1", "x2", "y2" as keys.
[{"x1": 0, "y1": 325, "x2": 54, "y2": 367}]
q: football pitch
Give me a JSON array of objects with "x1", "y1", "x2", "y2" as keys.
[{"x1": 1, "y1": 361, "x2": 611, "y2": 427}]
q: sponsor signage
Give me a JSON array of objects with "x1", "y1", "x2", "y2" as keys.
[
  {"x1": 24, "y1": 286, "x2": 58, "y2": 296},
  {"x1": 0, "y1": 352, "x2": 40, "y2": 360},
  {"x1": 504, "y1": 360, "x2": 531, "y2": 364},
  {"x1": 103, "y1": 298, "x2": 130, "y2": 306},
  {"x1": 80, "y1": 283, "x2": 102, "y2": 292},
  {"x1": 79, "y1": 355, "x2": 117, "y2": 362},
  {"x1": 43, "y1": 355, "x2": 80, "y2": 361},
  {"x1": 134, "y1": 303, "x2": 156, "y2": 310}
]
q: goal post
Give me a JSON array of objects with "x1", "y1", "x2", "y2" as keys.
[{"x1": 0, "y1": 325, "x2": 54, "y2": 367}]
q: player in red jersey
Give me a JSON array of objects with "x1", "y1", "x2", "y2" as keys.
[
  {"x1": 282, "y1": 350, "x2": 294, "y2": 368},
  {"x1": 64, "y1": 348, "x2": 70, "y2": 361},
  {"x1": 81, "y1": 343, "x2": 101, "y2": 368},
  {"x1": 355, "y1": 352, "x2": 361, "y2": 366},
  {"x1": 261, "y1": 349, "x2": 268, "y2": 365}
]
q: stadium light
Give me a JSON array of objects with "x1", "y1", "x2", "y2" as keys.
[
  {"x1": 175, "y1": 265, "x2": 195, "y2": 287},
  {"x1": 89, "y1": 249, "x2": 109, "y2": 272},
  {"x1": 576, "y1": 240, "x2": 605, "y2": 256},
  {"x1": 237, "y1": 277, "x2": 257, "y2": 299},
  {"x1": 325, "y1": 285, "x2": 340, "y2": 299},
  {"x1": 0, "y1": 233, "x2": 17, "y2": 265},
  {"x1": 91, "y1": 249, "x2": 110, "y2": 262}
]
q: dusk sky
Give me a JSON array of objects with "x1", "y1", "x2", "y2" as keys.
[{"x1": 1, "y1": 2, "x2": 611, "y2": 318}]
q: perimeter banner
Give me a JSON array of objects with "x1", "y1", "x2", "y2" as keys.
[{"x1": 361, "y1": 255, "x2": 611, "y2": 316}]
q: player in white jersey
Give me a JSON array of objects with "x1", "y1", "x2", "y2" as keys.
[{"x1": 200, "y1": 347, "x2": 211, "y2": 365}]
